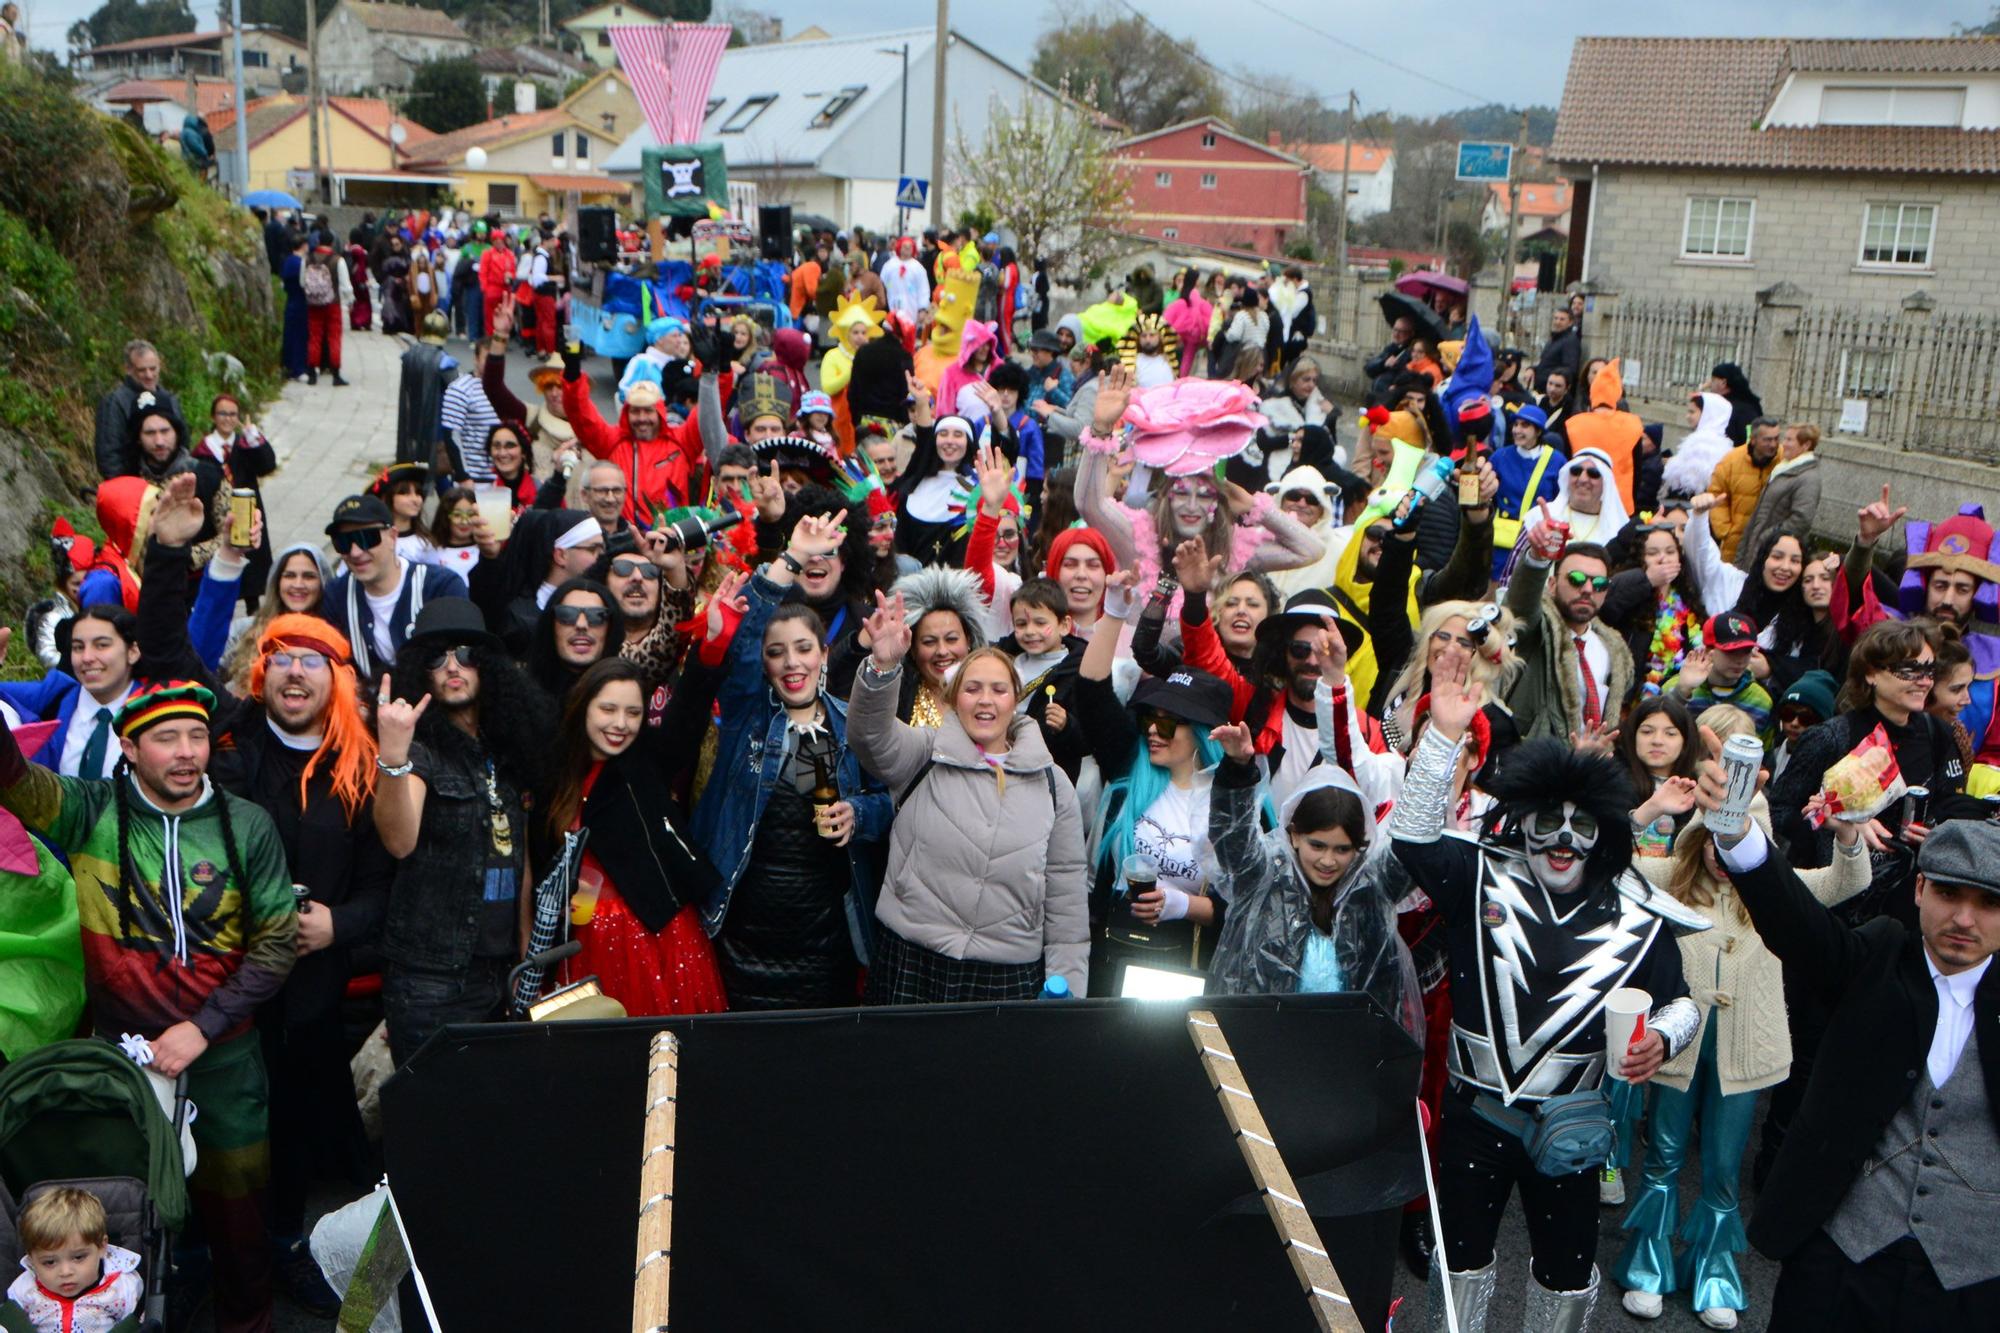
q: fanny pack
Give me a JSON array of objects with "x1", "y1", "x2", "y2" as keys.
[{"x1": 1469, "y1": 1086, "x2": 1613, "y2": 1177}]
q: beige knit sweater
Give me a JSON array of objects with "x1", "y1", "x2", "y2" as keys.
[{"x1": 1638, "y1": 811, "x2": 1870, "y2": 1096}]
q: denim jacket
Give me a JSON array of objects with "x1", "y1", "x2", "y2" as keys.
[{"x1": 692, "y1": 571, "x2": 892, "y2": 962}]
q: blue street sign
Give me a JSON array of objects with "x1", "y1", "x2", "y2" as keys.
[
  {"x1": 895, "y1": 176, "x2": 929, "y2": 210},
  {"x1": 1455, "y1": 142, "x2": 1512, "y2": 182}
]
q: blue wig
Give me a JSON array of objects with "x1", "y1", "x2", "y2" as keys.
[{"x1": 1097, "y1": 726, "x2": 1227, "y2": 873}]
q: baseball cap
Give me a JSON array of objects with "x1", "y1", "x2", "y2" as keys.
[
  {"x1": 1704, "y1": 610, "x2": 1759, "y2": 652},
  {"x1": 1130, "y1": 668, "x2": 1234, "y2": 731},
  {"x1": 325, "y1": 494, "x2": 393, "y2": 533}
]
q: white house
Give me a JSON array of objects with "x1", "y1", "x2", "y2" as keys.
[
  {"x1": 1287, "y1": 141, "x2": 1395, "y2": 221},
  {"x1": 603, "y1": 26, "x2": 1061, "y2": 235},
  {"x1": 316, "y1": 0, "x2": 474, "y2": 96}
]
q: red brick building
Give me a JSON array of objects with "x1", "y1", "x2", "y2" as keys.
[{"x1": 1111, "y1": 118, "x2": 1308, "y2": 257}]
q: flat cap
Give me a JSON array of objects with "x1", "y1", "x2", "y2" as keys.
[{"x1": 1918, "y1": 819, "x2": 2000, "y2": 897}]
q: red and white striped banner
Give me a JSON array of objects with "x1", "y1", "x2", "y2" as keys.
[{"x1": 608, "y1": 22, "x2": 731, "y2": 145}]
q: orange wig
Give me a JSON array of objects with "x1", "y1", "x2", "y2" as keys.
[{"x1": 248, "y1": 614, "x2": 378, "y2": 820}]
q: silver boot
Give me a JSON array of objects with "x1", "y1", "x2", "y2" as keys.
[
  {"x1": 1426, "y1": 1256, "x2": 1497, "y2": 1333},
  {"x1": 1520, "y1": 1263, "x2": 1599, "y2": 1333}
]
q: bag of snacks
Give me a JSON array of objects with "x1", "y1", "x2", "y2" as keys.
[{"x1": 1807, "y1": 723, "x2": 1907, "y2": 828}]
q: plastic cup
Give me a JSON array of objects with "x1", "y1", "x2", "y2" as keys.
[
  {"x1": 1604, "y1": 987, "x2": 1651, "y2": 1080},
  {"x1": 1121, "y1": 853, "x2": 1159, "y2": 900},
  {"x1": 472, "y1": 482, "x2": 514, "y2": 542}
]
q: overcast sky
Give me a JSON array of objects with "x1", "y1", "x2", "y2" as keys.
[{"x1": 24, "y1": 0, "x2": 1991, "y2": 118}]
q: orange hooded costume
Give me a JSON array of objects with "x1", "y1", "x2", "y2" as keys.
[{"x1": 1557, "y1": 358, "x2": 1643, "y2": 513}]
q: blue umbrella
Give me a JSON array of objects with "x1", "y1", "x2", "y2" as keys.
[{"x1": 243, "y1": 189, "x2": 302, "y2": 210}]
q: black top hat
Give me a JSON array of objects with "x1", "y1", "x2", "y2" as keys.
[{"x1": 1255, "y1": 588, "x2": 1366, "y2": 657}]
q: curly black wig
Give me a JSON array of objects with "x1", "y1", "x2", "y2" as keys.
[
  {"x1": 1479, "y1": 739, "x2": 1637, "y2": 888},
  {"x1": 391, "y1": 634, "x2": 556, "y2": 797},
  {"x1": 785, "y1": 483, "x2": 877, "y2": 607}
]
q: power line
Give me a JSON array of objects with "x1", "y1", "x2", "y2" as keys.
[{"x1": 1238, "y1": 0, "x2": 1492, "y2": 106}]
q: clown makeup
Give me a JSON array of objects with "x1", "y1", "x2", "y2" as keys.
[
  {"x1": 1524, "y1": 802, "x2": 1598, "y2": 895},
  {"x1": 868, "y1": 512, "x2": 896, "y2": 558},
  {"x1": 1167, "y1": 477, "x2": 1220, "y2": 538}
]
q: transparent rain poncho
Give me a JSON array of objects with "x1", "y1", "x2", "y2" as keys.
[{"x1": 1204, "y1": 762, "x2": 1424, "y2": 1044}]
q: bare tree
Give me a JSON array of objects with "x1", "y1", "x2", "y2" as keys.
[{"x1": 950, "y1": 79, "x2": 1131, "y2": 288}]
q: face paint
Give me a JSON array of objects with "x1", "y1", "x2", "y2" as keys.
[
  {"x1": 1167, "y1": 479, "x2": 1219, "y2": 538},
  {"x1": 1523, "y1": 801, "x2": 1599, "y2": 895}
]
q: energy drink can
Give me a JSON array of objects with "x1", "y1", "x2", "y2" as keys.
[
  {"x1": 1705, "y1": 733, "x2": 1765, "y2": 837},
  {"x1": 229, "y1": 488, "x2": 257, "y2": 547}
]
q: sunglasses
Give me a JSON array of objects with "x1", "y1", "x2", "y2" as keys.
[
  {"x1": 553, "y1": 605, "x2": 611, "y2": 628},
  {"x1": 1887, "y1": 659, "x2": 1937, "y2": 681},
  {"x1": 1285, "y1": 640, "x2": 1320, "y2": 662},
  {"x1": 1573, "y1": 467, "x2": 1601, "y2": 480},
  {"x1": 1140, "y1": 710, "x2": 1180, "y2": 741},
  {"x1": 422, "y1": 643, "x2": 479, "y2": 672},
  {"x1": 1564, "y1": 570, "x2": 1610, "y2": 592},
  {"x1": 332, "y1": 527, "x2": 385, "y2": 555},
  {"x1": 268, "y1": 651, "x2": 328, "y2": 671},
  {"x1": 610, "y1": 558, "x2": 660, "y2": 581},
  {"x1": 1363, "y1": 526, "x2": 1391, "y2": 544}
]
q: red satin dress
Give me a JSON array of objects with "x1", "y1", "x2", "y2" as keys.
[{"x1": 565, "y1": 763, "x2": 728, "y2": 1016}]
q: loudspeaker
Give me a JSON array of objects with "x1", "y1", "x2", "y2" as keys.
[
  {"x1": 577, "y1": 206, "x2": 617, "y2": 264},
  {"x1": 759, "y1": 204, "x2": 793, "y2": 261}
]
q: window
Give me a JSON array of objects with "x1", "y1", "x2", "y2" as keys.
[
  {"x1": 810, "y1": 86, "x2": 867, "y2": 128},
  {"x1": 1200, "y1": 172, "x2": 1217, "y2": 189},
  {"x1": 551, "y1": 132, "x2": 567, "y2": 165},
  {"x1": 242, "y1": 49, "x2": 268, "y2": 68},
  {"x1": 721, "y1": 95, "x2": 775, "y2": 133},
  {"x1": 488, "y1": 183, "x2": 518, "y2": 212},
  {"x1": 1839, "y1": 347, "x2": 1899, "y2": 399},
  {"x1": 1860, "y1": 202, "x2": 1936, "y2": 267},
  {"x1": 1200, "y1": 132, "x2": 1216, "y2": 148},
  {"x1": 1162, "y1": 226, "x2": 1179, "y2": 239},
  {"x1": 596, "y1": 30, "x2": 609, "y2": 47},
  {"x1": 1154, "y1": 170, "x2": 1172, "y2": 187},
  {"x1": 705, "y1": 96, "x2": 724, "y2": 118},
  {"x1": 1681, "y1": 196, "x2": 1754, "y2": 259},
  {"x1": 1821, "y1": 85, "x2": 1965, "y2": 127},
  {"x1": 575, "y1": 132, "x2": 589, "y2": 161}
]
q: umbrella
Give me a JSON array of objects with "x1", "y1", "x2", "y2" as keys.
[
  {"x1": 1377, "y1": 289, "x2": 1448, "y2": 344},
  {"x1": 1393, "y1": 270, "x2": 1469, "y2": 302},
  {"x1": 792, "y1": 213, "x2": 838, "y2": 236},
  {"x1": 243, "y1": 189, "x2": 302, "y2": 211}
]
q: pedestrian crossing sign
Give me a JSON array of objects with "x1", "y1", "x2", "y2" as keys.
[{"x1": 896, "y1": 176, "x2": 929, "y2": 211}]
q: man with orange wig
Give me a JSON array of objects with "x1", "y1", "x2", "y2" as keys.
[{"x1": 135, "y1": 507, "x2": 393, "y2": 1318}]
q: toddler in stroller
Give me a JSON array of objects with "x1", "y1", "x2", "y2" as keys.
[
  {"x1": 0, "y1": 1040, "x2": 191, "y2": 1333},
  {"x1": 5, "y1": 1188, "x2": 142, "y2": 1331}
]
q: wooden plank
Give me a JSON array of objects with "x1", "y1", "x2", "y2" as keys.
[
  {"x1": 632, "y1": 1030, "x2": 680, "y2": 1333},
  {"x1": 1185, "y1": 1010, "x2": 1365, "y2": 1333}
]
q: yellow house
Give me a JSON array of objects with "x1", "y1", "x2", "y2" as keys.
[
  {"x1": 398, "y1": 106, "x2": 631, "y2": 221},
  {"x1": 559, "y1": 0, "x2": 660, "y2": 69},
  {"x1": 562, "y1": 66, "x2": 643, "y2": 145},
  {"x1": 213, "y1": 94, "x2": 447, "y2": 204}
]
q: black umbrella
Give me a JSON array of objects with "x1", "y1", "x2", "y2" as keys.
[
  {"x1": 1378, "y1": 289, "x2": 1448, "y2": 343},
  {"x1": 792, "y1": 213, "x2": 839, "y2": 236}
]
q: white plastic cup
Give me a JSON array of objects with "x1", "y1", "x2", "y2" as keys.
[
  {"x1": 1604, "y1": 987, "x2": 1651, "y2": 1080},
  {"x1": 472, "y1": 482, "x2": 514, "y2": 542}
]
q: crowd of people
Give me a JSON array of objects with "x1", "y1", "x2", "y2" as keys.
[{"x1": 1, "y1": 218, "x2": 1996, "y2": 1333}]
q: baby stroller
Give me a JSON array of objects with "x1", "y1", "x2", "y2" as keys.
[{"x1": 0, "y1": 1040, "x2": 190, "y2": 1332}]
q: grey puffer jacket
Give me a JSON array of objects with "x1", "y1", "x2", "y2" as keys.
[{"x1": 847, "y1": 660, "x2": 1090, "y2": 992}]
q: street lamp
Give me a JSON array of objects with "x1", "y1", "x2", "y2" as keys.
[{"x1": 880, "y1": 43, "x2": 909, "y2": 237}]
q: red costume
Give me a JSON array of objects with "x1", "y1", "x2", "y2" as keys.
[{"x1": 563, "y1": 371, "x2": 730, "y2": 527}]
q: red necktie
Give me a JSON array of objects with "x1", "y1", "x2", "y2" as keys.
[{"x1": 1575, "y1": 635, "x2": 1602, "y2": 732}]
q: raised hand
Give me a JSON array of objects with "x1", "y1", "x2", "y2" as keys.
[
  {"x1": 1171, "y1": 536, "x2": 1221, "y2": 591},
  {"x1": 865, "y1": 590, "x2": 911, "y2": 668},
  {"x1": 975, "y1": 442, "x2": 1013, "y2": 516},
  {"x1": 1313, "y1": 618, "x2": 1349, "y2": 688},
  {"x1": 704, "y1": 568, "x2": 749, "y2": 643},
  {"x1": 1212, "y1": 720, "x2": 1255, "y2": 762},
  {"x1": 1854, "y1": 482, "x2": 1908, "y2": 547},
  {"x1": 374, "y1": 676, "x2": 430, "y2": 765},
  {"x1": 904, "y1": 371, "x2": 935, "y2": 428},
  {"x1": 1426, "y1": 659, "x2": 1485, "y2": 740},
  {"x1": 1569, "y1": 721, "x2": 1619, "y2": 757},
  {"x1": 1090, "y1": 363, "x2": 1134, "y2": 435},
  {"x1": 149, "y1": 472, "x2": 206, "y2": 547},
  {"x1": 788, "y1": 511, "x2": 847, "y2": 561},
  {"x1": 749, "y1": 460, "x2": 786, "y2": 522},
  {"x1": 1678, "y1": 647, "x2": 1712, "y2": 690},
  {"x1": 1688, "y1": 491, "x2": 1717, "y2": 517},
  {"x1": 1524, "y1": 498, "x2": 1566, "y2": 561}
]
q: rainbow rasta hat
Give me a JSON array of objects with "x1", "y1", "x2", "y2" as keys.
[{"x1": 115, "y1": 681, "x2": 217, "y2": 739}]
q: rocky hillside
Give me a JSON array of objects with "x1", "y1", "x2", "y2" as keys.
[{"x1": 0, "y1": 64, "x2": 278, "y2": 655}]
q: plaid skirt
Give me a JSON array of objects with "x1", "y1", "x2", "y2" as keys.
[{"x1": 866, "y1": 928, "x2": 1044, "y2": 1005}]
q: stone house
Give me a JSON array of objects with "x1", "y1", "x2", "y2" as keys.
[
  {"x1": 316, "y1": 0, "x2": 475, "y2": 96},
  {"x1": 1551, "y1": 37, "x2": 2000, "y2": 310}
]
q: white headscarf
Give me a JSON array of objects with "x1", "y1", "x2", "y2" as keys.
[
  {"x1": 1661, "y1": 390, "x2": 1735, "y2": 499},
  {"x1": 1546, "y1": 446, "x2": 1631, "y2": 542}
]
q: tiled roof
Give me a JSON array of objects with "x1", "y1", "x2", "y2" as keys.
[
  {"x1": 398, "y1": 107, "x2": 576, "y2": 166},
  {"x1": 330, "y1": 96, "x2": 437, "y2": 145},
  {"x1": 341, "y1": 1, "x2": 470, "y2": 42},
  {"x1": 1551, "y1": 37, "x2": 2000, "y2": 175},
  {"x1": 102, "y1": 78, "x2": 240, "y2": 116},
  {"x1": 1287, "y1": 142, "x2": 1391, "y2": 174},
  {"x1": 1488, "y1": 178, "x2": 1572, "y2": 216},
  {"x1": 88, "y1": 28, "x2": 224, "y2": 55},
  {"x1": 209, "y1": 95, "x2": 308, "y2": 147}
]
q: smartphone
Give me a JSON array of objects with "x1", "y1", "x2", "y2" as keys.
[{"x1": 229, "y1": 489, "x2": 256, "y2": 547}]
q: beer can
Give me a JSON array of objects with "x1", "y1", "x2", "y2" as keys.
[
  {"x1": 292, "y1": 883, "x2": 312, "y2": 910},
  {"x1": 229, "y1": 488, "x2": 257, "y2": 547},
  {"x1": 1705, "y1": 733, "x2": 1765, "y2": 837}
]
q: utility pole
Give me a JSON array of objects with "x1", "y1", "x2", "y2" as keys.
[
  {"x1": 228, "y1": 0, "x2": 249, "y2": 196},
  {"x1": 929, "y1": 0, "x2": 948, "y2": 232},
  {"x1": 1497, "y1": 107, "x2": 1527, "y2": 341},
  {"x1": 306, "y1": 0, "x2": 321, "y2": 204},
  {"x1": 1331, "y1": 89, "x2": 1355, "y2": 339}
]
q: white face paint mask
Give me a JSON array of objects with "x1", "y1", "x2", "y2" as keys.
[{"x1": 1523, "y1": 801, "x2": 1599, "y2": 895}]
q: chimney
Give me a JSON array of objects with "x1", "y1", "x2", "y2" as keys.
[
  {"x1": 514, "y1": 81, "x2": 536, "y2": 115},
  {"x1": 1267, "y1": 129, "x2": 1280, "y2": 147}
]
